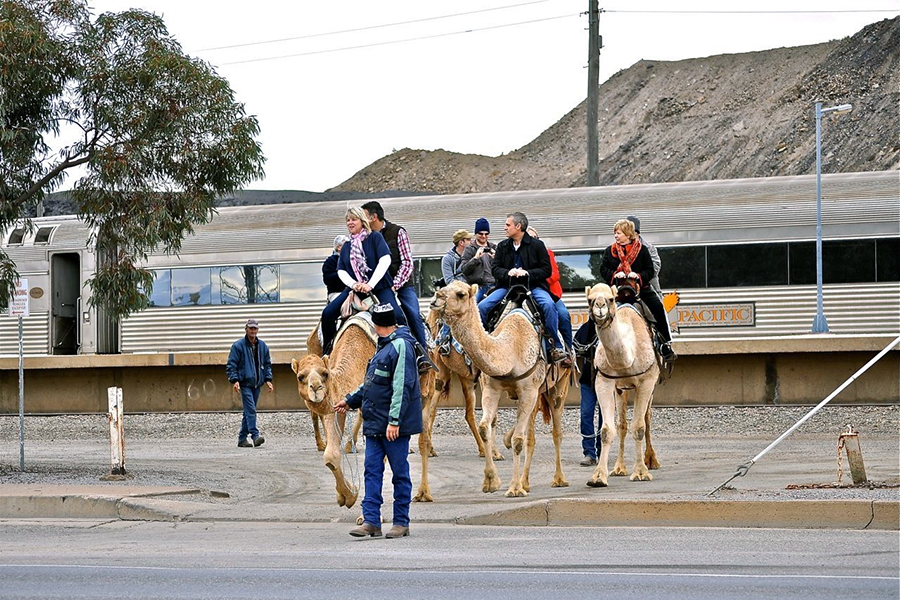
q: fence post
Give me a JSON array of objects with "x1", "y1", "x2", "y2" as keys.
[{"x1": 105, "y1": 387, "x2": 126, "y2": 478}]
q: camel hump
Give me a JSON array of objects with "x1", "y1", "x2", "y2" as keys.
[{"x1": 334, "y1": 313, "x2": 378, "y2": 347}]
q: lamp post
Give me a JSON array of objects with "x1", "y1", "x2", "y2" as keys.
[{"x1": 811, "y1": 101, "x2": 853, "y2": 333}]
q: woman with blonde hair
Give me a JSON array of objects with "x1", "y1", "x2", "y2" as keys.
[
  {"x1": 599, "y1": 218, "x2": 675, "y2": 359},
  {"x1": 320, "y1": 207, "x2": 404, "y2": 354}
]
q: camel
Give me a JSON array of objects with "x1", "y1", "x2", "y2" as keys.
[
  {"x1": 295, "y1": 315, "x2": 437, "y2": 506},
  {"x1": 291, "y1": 315, "x2": 376, "y2": 508},
  {"x1": 421, "y1": 308, "x2": 496, "y2": 459},
  {"x1": 585, "y1": 283, "x2": 661, "y2": 488},
  {"x1": 303, "y1": 325, "x2": 327, "y2": 451},
  {"x1": 430, "y1": 280, "x2": 571, "y2": 498}
]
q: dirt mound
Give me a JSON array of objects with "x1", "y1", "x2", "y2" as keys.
[{"x1": 332, "y1": 17, "x2": 899, "y2": 195}]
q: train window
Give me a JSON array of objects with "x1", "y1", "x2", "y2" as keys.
[
  {"x1": 33, "y1": 226, "x2": 55, "y2": 244},
  {"x1": 7, "y1": 228, "x2": 25, "y2": 245},
  {"x1": 789, "y1": 240, "x2": 876, "y2": 284},
  {"x1": 280, "y1": 263, "x2": 325, "y2": 303},
  {"x1": 555, "y1": 252, "x2": 603, "y2": 292},
  {"x1": 418, "y1": 258, "x2": 443, "y2": 298},
  {"x1": 876, "y1": 238, "x2": 900, "y2": 282},
  {"x1": 708, "y1": 243, "x2": 788, "y2": 287},
  {"x1": 657, "y1": 247, "x2": 706, "y2": 289},
  {"x1": 148, "y1": 270, "x2": 171, "y2": 307},
  {"x1": 213, "y1": 265, "x2": 280, "y2": 304},
  {"x1": 171, "y1": 268, "x2": 211, "y2": 306}
]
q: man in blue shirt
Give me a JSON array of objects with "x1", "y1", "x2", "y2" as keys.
[
  {"x1": 334, "y1": 304, "x2": 423, "y2": 539},
  {"x1": 226, "y1": 319, "x2": 273, "y2": 448}
]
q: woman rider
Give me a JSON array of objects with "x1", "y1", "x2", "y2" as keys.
[
  {"x1": 599, "y1": 218, "x2": 676, "y2": 360},
  {"x1": 320, "y1": 207, "x2": 405, "y2": 354}
]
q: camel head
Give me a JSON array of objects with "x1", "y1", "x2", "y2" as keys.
[
  {"x1": 430, "y1": 280, "x2": 478, "y2": 321},
  {"x1": 586, "y1": 283, "x2": 617, "y2": 329},
  {"x1": 291, "y1": 354, "x2": 330, "y2": 407}
]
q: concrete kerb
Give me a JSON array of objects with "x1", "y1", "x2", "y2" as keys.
[
  {"x1": 455, "y1": 498, "x2": 900, "y2": 530},
  {"x1": 3, "y1": 492, "x2": 897, "y2": 529}
]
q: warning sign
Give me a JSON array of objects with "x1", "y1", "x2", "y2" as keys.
[{"x1": 8, "y1": 279, "x2": 29, "y2": 317}]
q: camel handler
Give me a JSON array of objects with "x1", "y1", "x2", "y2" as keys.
[
  {"x1": 334, "y1": 303, "x2": 423, "y2": 539},
  {"x1": 226, "y1": 318, "x2": 273, "y2": 448}
]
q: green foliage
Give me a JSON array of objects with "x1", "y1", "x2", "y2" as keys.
[{"x1": 0, "y1": 0, "x2": 265, "y2": 317}]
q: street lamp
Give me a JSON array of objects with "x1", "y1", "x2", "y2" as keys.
[{"x1": 811, "y1": 101, "x2": 853, "y2": 333}]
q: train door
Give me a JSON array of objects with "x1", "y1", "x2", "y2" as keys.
[{"x1": 50, "y1": 252, "x2": 80, "y2": 355}]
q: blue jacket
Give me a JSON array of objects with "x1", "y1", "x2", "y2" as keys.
[
  {"x1": 345, "y1": 327, "x2": 423, "y2": 437},
  {"x1": 337, "y1": 231, "x2": 394, "y2": 292},
  {"x1": 226, "y1": 336, "x2": 273, "y2": 388}
]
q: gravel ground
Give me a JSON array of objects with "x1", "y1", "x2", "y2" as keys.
[
  {"x1": 1, "y1": 406, "x2": 897, "y2": 504},
  {"x1": 1, "y1": 404, "x2": 896, "y2": 441}
]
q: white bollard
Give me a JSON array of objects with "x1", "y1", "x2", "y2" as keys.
[{"x1": 105, "y1": 386, "x2": 126, "y2": 478}]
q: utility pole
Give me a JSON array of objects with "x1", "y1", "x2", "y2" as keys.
[{"x1": 586, "y1": 0, "x2": 601, "y2": 186}]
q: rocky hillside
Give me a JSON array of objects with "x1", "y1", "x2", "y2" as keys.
[{"x1": 332, "y1": 17, "x2": 899, "y2": 195}]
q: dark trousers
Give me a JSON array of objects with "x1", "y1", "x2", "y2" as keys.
[
  {"x1": 362, "y1": 435, "x2": 413, "y2": 528},
  {"x1": 321, "y1": 287, "x2": 405, "y2": 352},
  {"x1": 579, "y1": 382, "x2": 602, "y2": 459},
  {"x1": 396, "y1": 285, "x2": 427, "y2": 349},
  {"x1": 641, "y1": 289, "x2": 672, "y2": 343},
  {"x1": 239, "y1": 384, "x2": 261, "y2": 441}
]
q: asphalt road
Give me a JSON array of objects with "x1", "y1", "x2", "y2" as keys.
[{"x1": 1, "y1": 521, "x2": 897, "y2": 599}]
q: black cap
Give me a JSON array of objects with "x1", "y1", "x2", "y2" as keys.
[
  {"x1": 371, "y1": 303, "x2": 397, "y2": 327},
  {"x1": 626, "y1": 215, "x2": 641, "y2": 233}
]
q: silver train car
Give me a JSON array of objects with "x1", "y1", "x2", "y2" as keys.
[{"x1": 1, "y1": 170, "x2": 897, "y2": 356}]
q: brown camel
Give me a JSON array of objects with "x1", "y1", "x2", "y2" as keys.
[
  {"x1": 430, "y1": 280, "x2": 571, "y2": 498},
  {"x1": 585, "y1": 283, "x2": 660, "y2": 488},
  {"x1": 303, "y1": 325, "x2": 327, "y2": 451},
  {"x1": 421, "y1": 308, "x2": 495, "y2": 458},
  {"x1": 291, "y1": 316, "x2": 376, "y2": 508},
  {"x1": 296, "y1": 315, "x2": 438, "y2": 505}
]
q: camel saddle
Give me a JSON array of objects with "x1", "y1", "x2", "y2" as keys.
[{"x1": 485, "y1": 284, "x2": 560, "y2": 358}]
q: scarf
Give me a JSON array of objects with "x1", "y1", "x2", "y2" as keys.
[
  {"x1": 349, "y1": 230, "x2": 371, "y2": 283},
  {"x1": 610, "y1": 238, "x2": 642, "y2": 285}
]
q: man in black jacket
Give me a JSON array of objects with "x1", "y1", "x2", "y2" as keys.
[{"x1": 476, "y1": 211, "x2": 567, "y2": 363}]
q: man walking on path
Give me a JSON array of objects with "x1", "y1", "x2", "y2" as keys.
[
  {"x1": 226, "y1": 318, "x2": 273, "y2": 448},
  {"x1": 334, "y1": 303, "x2": 423, "y2": 539}
]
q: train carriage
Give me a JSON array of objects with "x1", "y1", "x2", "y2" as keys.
[{"x1": 1, "y1": 170, "x2": 898, "y2": 357}]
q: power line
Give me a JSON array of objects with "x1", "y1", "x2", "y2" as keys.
[
  {"x1": 218, "y1": 13, "x2": 579, "y2": 66},
  {"x1": 200, "y1": 0, "x2": 551, "y2": 52},
  {"x1": 606, "y1": 9, "x2": 899, "y2": 14}
]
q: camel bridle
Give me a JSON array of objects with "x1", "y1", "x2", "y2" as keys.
[{"x1": 589, "y1": 294, "x2": 615, "y2": 330}]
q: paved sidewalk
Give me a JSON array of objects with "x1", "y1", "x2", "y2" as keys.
[{"x1": 1, "y1": 430, "x2": 897, "y2": 529}]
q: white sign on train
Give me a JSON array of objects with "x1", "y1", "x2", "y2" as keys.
[{"x1": 8, "y1": 279, "x2": 29, "y2": 317}]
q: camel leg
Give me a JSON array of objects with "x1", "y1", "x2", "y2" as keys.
[
  {"x1": 644, "y1": 401, "x2": 660, "y2": 470},
  {"x1": 588, "y1": 377, "x2": 616, "y2": 488},
  {"x1": 548, "y1": 388, "x2": 569, "y2": 488},
  {"x1": 478, "y1": 382, "x2": 502, "y2": 493},
  {"x1": 504, "y1": 384, "x2": 537, "y2": 498},
  {"x1": 611, "y1": 388, "x2": 629, "y2": 476},
  {"x1": 629, "y1": 385, "x2": 654, "y2": 482},
  {"x1": 519, "y1": 404, "x2": 538, "y2": 493},
  {"x1": 322, "y1": 412, "x2": 358, "y2": 508},
  {"x1": 423, "y1": 380, "x2": 440, "y2": 457},
  {"x1": 311, "y1": 413, "x2": 326, "y2": 452},
  {"x1": 414, "y1": 397, "x2": 434, "y2": 502},
  {"x1": 462, "y1": 376, "x2": 496, "y2": 459}
]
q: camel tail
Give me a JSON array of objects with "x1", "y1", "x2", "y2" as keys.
[{"x1": 539, "y1": 394, "x2": 551, "y2": 425}]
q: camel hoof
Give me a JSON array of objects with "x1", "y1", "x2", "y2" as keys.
[
  {"x1": 504, "y1": 488, "x2": 528, "y2": 498},
  {"x1": 551, "y1": 478, "x2": 569, "y2": 488},
  {"x1": 630, "y1": 472, "x2": 653, "y2": 482},
  {"x1": 413, "y1": 490, "x2": 434, "y2": 503},
  {"x1": 316, "y1": 443, "x2": 326, "y2": 452},
  {"x1": 356, "y1": 514, "x2": 364, "y2": 525},
  {"x1": 586, "y1": 478, "x2": 608, "y2": 488},
  {"x1": 482, "y1": 473, "x2": 500, "y2": 493},
  {"x1": 343, "y1": 443, "x2": 356, "y2": 454},
  {"x1": 646, "y1": 456, "x2": 661, "y2": 470},
  {"x1": 429, "y1": 449, "x2": 438, "y2": 458},
  {"x1": 611, "y1": 466, "x2": 628, "y2": 476},
  {"x1": 493, "y1": 451, "x2": 505, "y2": 461}
]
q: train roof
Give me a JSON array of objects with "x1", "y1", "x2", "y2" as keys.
[{"x1": 3, "y1": 171, "x2": 898, "y2": 266}]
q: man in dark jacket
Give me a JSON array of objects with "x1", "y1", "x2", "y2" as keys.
[
  {"x1": 334, "y1": 304, "x2": 423, "y2": 539},
  {"x1": 476, "y1": 211, "x2": 566, "y2": 363},
  {"x1": 322, "y1": 234, "x2": 349, "y2": 302},
  {"x1": 226, "y1": 318, "x2": 273, "y2": 448}
]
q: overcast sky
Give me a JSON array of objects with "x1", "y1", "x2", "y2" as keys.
[{"x1": 87, "y1": 1, "x2": 897, "y2": 192}]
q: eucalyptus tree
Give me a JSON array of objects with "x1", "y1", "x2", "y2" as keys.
[{"x1": 0, "y1": 0, "x2": 265, "y2": 316}]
